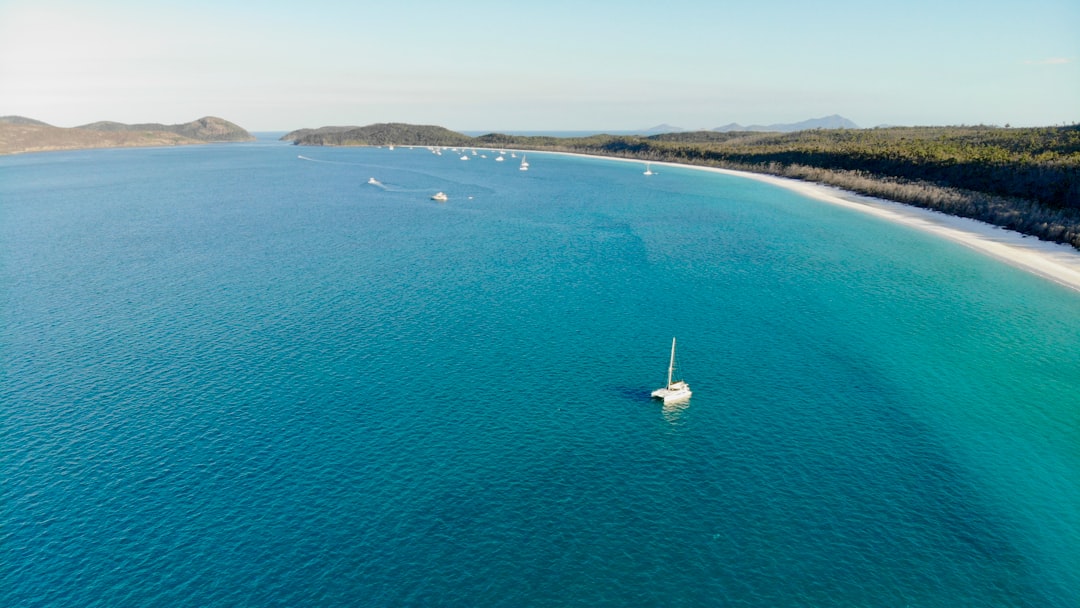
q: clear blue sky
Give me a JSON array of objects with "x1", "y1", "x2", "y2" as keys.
[{"x1": 2, "y1": 0, "x2": 1077, "y2": 131}]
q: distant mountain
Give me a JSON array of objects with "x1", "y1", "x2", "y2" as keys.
[
  {"x1": 282, "y1": 123, "x2": 474, "y2": 147},
  {"x1": 0, "y1": 116, "x2": 254, "y2": 155},
  {"x1": 713, "y1": 123, "x2": 746, "y2": 132},
  {"x1": 642, "y1": 123, "x2": 685, "y2": 134},
  {"x1": 714, "y1": 115, "x2": 859, "y2": 132}
]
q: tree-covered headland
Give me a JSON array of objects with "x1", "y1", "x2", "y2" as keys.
[{"x1": 0, "y1": 116, "x2": 255, "y2": 154}]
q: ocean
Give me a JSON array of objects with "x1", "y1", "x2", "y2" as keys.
[{"x1": 2, "y1": 138, "x2": 1078, "y2": 606}]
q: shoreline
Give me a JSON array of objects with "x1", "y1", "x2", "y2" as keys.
[{"x1": 545, "y1": 151, "x2": 1080, "y2": 294}]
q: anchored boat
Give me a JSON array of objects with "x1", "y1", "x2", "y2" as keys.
[{"x1": 651, "y1": 337, "x2": 691, "y2": 404}]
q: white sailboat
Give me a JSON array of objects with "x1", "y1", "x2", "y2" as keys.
[
  {"x1": 643, "y1": 163, "x2": 654, "y2": 176},
  {"x1": 651, "y1": 337, "x2": 691, "y2": 404},
  {"x1": 519, "y1": 155, "x2": 529, "y2": 171}
]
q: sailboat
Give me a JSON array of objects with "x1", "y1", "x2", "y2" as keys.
[
  {"x1": 651, "y1": 338, "x2": 691, "y2": 404},
  {"x1": 643, "y1": 163, "x2": 654, "y2": 176},
  {"x1": 519, "y1": 155, "x2": 529, "y2": 171}
]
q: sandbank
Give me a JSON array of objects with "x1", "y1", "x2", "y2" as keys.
[{"x1": 548, "y1": 151, "x2": 1080, "y2": 294}]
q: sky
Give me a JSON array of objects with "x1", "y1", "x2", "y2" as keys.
[{"x1": 1, "y1": 0, "x2": 1077, "y2": 131}]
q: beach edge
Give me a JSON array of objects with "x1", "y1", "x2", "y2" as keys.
[{"x1": 550, "y1": 151, "x2": 1080, "y2": 294}]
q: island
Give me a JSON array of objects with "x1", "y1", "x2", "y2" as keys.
[
  {"x1": 282, "y1": 122, "x2": 1080, "y2": 250},
  {"x1": 283, "y1": 123, "x2": 473, "y2": 147},
  {"x1": 0, "y1": 116, "x2": 255, "y2": 155}
]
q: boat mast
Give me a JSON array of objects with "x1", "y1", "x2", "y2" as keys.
[{"x1": 667, "y1": 337, "x2": 676, "y2": 388}]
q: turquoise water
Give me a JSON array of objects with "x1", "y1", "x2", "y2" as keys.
[{"x1": 2, "y1": 140, "x2": 1078, "y2": 606}]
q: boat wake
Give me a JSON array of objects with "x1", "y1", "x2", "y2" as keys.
[
  {"x1": 297, "y1": 154, "x2": 492, "y2": 199},
  {"x1": 297, "y1": 155, "x2": 369, "y2": 167},
  {"x1": 375, "y1": 183, "x2": 442, "y2": 194}
]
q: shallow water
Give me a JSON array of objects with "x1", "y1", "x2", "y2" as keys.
[{"x1": 2, "y1": 141, "x2": 1078, "y2": 606}]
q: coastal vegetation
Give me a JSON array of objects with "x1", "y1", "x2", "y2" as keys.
[
  {"x1": 285, "y1": 123, "x2": 1080, "y2": 249},
  {"x1": 0, "y1": 116, "x2": 254, "y2": 155}
]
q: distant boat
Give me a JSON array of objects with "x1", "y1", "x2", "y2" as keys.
[
  {"x1": 431, "y1": 192, "x2": 448, "y2": 202},
  {"x1": 368, "y1": 177, "x2": 379, "y2": 184},
  {"x1": 651, "y1": 338, "x2": 691, "y2": 404},
  {"x1": 495, "y1": 155, "x2": 505, "y2": 162},
  {"x1": 388, "y1": 144, "x2": 395, "y2": 150},
  {"x1": 643, "y1": 163, "x2": 654, "y2": 176},
  {"x1": 460, "y1": 153, "x2": 469, "y2": 161},
  {"x1": 519, "y1": 155, "x2": 529, "y2": 171}
]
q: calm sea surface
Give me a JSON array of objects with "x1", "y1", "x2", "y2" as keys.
[{"x1": 2, "y1": 139, "x2": 1079, "y2": 607}]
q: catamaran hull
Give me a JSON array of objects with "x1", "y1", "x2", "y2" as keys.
[{"x1": 651, "y1": 388, "x2": 692, "y2": 404}]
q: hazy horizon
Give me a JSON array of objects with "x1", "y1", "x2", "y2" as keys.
[
  {"x1": 6, "y1": 115, "x2": 1079, "y2": 136},
  {"x1": 2, "y1": 0, "x2": 1078, "y2": 131}
]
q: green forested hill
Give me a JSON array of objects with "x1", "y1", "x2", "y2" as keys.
[
  {"x1": 636, "y1": 126, "x2": 1080, "y2": 209},
  {"x1": 282, "y1": 123, "x2": 473, "y2": 147},
  {"x1": 77, "y1": 116, "x2": 254, "y2": 142}
]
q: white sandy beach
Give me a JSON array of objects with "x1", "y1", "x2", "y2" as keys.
[
  {"x1": 713, "y1": 167, "x2": 1080, "y2": 293},
  {"x1": 550, "y1": 152, "x2": 1080, "y2": 294}
]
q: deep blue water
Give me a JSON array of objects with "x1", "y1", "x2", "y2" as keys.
[{"x1": 2, "y1": 140, "x2": 1079, "y2": 607}]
